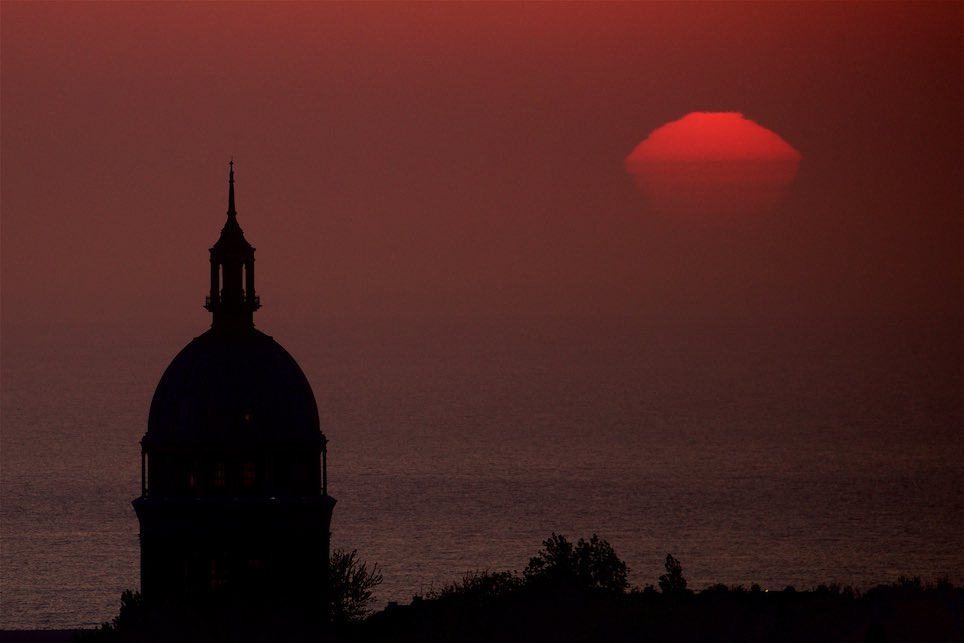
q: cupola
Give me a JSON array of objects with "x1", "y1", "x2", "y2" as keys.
[{"x1": 204, "y1": 161, "x2": 261, "y2": 329}]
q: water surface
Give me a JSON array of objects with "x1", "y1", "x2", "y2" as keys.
[{"x1": 2, "y1": 322, "x2": 960, "y2": 628}]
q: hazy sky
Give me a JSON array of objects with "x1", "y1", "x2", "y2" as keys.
[{"x1": 2, "y1": 2, "x2": 961, "y2": 393}]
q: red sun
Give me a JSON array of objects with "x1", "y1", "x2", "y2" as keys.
[{"x1": 625, "y1": 112, "x2": 801, "y2": 217}]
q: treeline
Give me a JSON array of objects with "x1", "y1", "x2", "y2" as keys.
[
  {"x1": 352, "y1": 534, "x2": 961, "y2": 643},
  {"x1": 77, "y1": 534, "x2": 962, "y2": 643}
]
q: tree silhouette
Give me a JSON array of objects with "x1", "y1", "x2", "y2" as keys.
[
  {"x1": 76, "y1": 549, "x2": 382, "y2": 641},
  {"x1": 658, "y1": 553, "x2": 687, "y2": 594},
  {"x1": 523, "y1": 533, "x2": 628, "y2": 593},
  {"x1": 329, "y1": 548, "x2": 384, "y2": 624},
  {"x1": 429, "y1": 570, "x2": 522, "y2": 603}
]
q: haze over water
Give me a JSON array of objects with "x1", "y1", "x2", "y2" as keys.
[{"x1": 2, "y1": 319, "x2": 960, "y2": 629}]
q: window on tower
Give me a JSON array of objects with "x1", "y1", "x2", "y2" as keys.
[
  {"x1": 210, "y1": 559, "x2": 226, "y2": 591},
  {"x1": 243, "y1": 462, "x2": 256, "y2": 488},
  {"x1": 213, "y1": 462, "x2": 226, "y2": 488}
]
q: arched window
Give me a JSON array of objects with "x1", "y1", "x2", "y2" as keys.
[
  {"x1": 213, "y1": 461, "x2": 226, "y2": 488},
  {"x1": 243, "y1": 462, "x2": 257, "y2": 488}
]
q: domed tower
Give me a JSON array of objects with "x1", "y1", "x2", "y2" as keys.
[{"x1": 133, "y1": 164, "x2": 335, "y2": 614}]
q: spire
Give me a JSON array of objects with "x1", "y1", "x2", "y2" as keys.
[
  {"x1": 207, "y1": 161, "x2": 259, "y2": 328},
  {"x1": 227, "y1": 159, "x2": 236, "y2": 218}
]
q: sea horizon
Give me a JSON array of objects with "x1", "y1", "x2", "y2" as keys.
[{"x1": 2, "y1": 318, "x2": 960, "y2": 630}]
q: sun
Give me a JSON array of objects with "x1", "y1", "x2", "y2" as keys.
[{"x1": 625, "y1": 112, "x2": 801, "y2": 217}]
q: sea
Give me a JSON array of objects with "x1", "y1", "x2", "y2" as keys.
[{"x1": 1, "y1": 319, "x2": 961, "y2": 629}]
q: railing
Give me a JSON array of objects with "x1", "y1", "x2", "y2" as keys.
[{"x1": 204, "y1": 295, "x2": 261, "y2": 308}]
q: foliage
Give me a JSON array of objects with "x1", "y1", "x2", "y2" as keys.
[
  {"x1": 523, "y1": 533, "x2": 628, "y2": 593},
  {"x1": 77, "y1": 548, "x2": 382, "y2": 641},
  {"x1": 73, "y1": 590, "x2": 142, "y2": 643},
  {"x1": 658, "y1": 553, "x2": 687, "y2": 594},
  {"x1": 429, "y1": 570, "x2": 522, "y2": 603},
  {"x1": 113, "y1": 590, "x2": 145, "y2": 631},
  {"x1": 329, "y1": 547, "x2": 384, "y2": 623},
  {"x1": 894, "y1": 575, "x2": 923, "y2": 591}
]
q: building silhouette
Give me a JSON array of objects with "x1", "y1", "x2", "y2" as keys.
[{"x1": 133, "y1": 164, "x2": 334, "y2": 621}]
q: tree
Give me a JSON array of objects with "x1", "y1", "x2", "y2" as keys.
[
  {"x1": 329, "y1": 548, "x2": 383, "y2": 624},
  {"x1": 73, "y1": 590, "x2": 143, "y2": 642},
  {"x1": 658, "y1": 553, "x2": 687, "y2": 594},
  {"x1": 523, "y1": 533, "x2": 628, "y2": 593},
  {"x1": 429, "y1": 570, "x2": 522, "y2": 603}
]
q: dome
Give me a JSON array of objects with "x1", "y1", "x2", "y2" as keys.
[{"x1": 145, "y1": 327, "x2": 322, "y2": 448}]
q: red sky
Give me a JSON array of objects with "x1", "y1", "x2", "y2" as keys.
[{"x1": 2, "y1": 2, "x2": 961, "y2": 398}]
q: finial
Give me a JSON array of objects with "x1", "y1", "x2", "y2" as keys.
[{"x1": 227, "y1": 159, "x2": 236, "y2": 217}]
